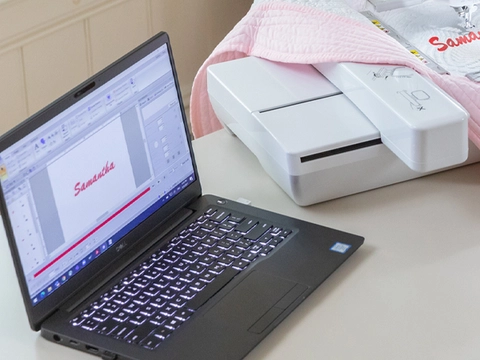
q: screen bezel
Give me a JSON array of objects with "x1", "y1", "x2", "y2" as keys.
[{"x1": 0, "y1": 31, "x2": 202, "y2": 331}]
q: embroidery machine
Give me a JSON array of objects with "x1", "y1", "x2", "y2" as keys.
[{"x1": 207, "y1": 56, "x2": 480, "y2": 206}]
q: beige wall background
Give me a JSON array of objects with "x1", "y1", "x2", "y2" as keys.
[{"x1": 0, "y1": 0, "x2": 252, "y2": 136}]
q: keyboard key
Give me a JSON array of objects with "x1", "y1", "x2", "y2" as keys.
[
  {"x1": 129, "y1": 313, "x2": 147, "y2": 326},
  {"x1": 190, "y1": 281, "x2": 206, "y2": 292},
  {"x1": 279, "y1": 229, "x2": 293, "y2": 237},
  {"x1": 164, "y1": 253, "x2": 180, "y2": 263},
  {"x1": 189, "y1": 264, "x2": 205, "y2": 275},
  {"x1": 259, "y1": 245, "x2": 273, "y2": 256},
  {"x1": 178, "y1": 288, "x2": 196, "y2": 300},
  {"x1": 153, "y1": 261, "x2": 169, "y2": 272},
  {"x1": 92, "y1": 310, "x2": 110, "y2": 322},
  {"x1": 170, "y1": 280, "x2": 186, "y2": 292},
  {"x1": 242, "y1": 252, "x2": 258, "y2": 262},
  {"x1": 192, "y1": 245, "x2": 208, "y2": 255},
  {"x1": 235, "y1": 219, "x2": 257, "y2": 233},
  {"x1": 71, "y1": 316, "x2": 84, "y2": 326},
  {"x1": 198, "y1": 255, "x2": 215, "y2": 266},
  {"x1": 160, "y1": 305, "x2": 176, "y2": 317},
  {"x1": 226, "y1": 232, "x2": 242, "y2": 241},
  {"x1": 200, "y1": 272, "x2": 216, "y2": 283},
  {"x1": 228, "y1": 214, "x2": 245, "y2": 223},
  {"x1": 81, "y1": 319, "x2": 99, "y2": 331},
  {"x1": 182, "y1": 237, "x2": 198, "y2": 247},
  {"x1": 208, "y1": 263, "x2": 225, "y2": 275},
  {"x1": 131, "y1": 268, "x2": 145, "y2": 278},
  {"x1": 236, "y1": 239, "x2": 252, "y2": 250},
  {"x1": 80, "y1": 307, "x2": 95, "y2": 318},
  {"x1": 249, "y1": 244, "x2": 263, "y2": 254},
  {"x1": 144, "y1": 268, "x2": 161, "y2": 280},
  {"x1": 128, "y1": 321, "x2": 158, "y2": 344},
  {"x1": 183, "y1": 252, "x2": 199, "y2": 263},
  {"x1": 153, "y1": 326, "x2": 173, "y2": 340},
  {"x1": 226, "y1": 247, "x2": 242, "y2": 258},
  {"x1": 217, "y1": 239, "x2": 233, "y2": 249},
  {"x1": 269, "y1": 237, "x2": 283, "y2": 247},
  {"x1": 191, "y1": 229, "x2": 208, "y2": 240},
  {"x1": 144, "y1": 286, "x2": 160, "y2": 297},
  {"x1": 159, "y1": 288, "x2": 175, "y2": 300},
  {"x1": 259, "y1": 235, "x2": 272, "y2": 246},
  {"x1": 201, "y1": 236, "x2": 217, "y2": 247},
  {"x1": 112, "y1": 294, "x2": 130, "y2": 305},
  {"x1": 141, "y1": 333, "x2": 164, "y2": 350},
  {"x1": 208, "y1": 246, "x2": 224, "y2": 257},
  {"x1": 124, "y1": 303, "x2": 140, "y2": 314},
  {"x1": 211, "y1": 229, "x2": 226, "y2": 239},
  {"x1": 164, "y1": 269, "x2": 179, "y2": 280},
  {"x1": 211, "y1": 210, "x2": 230, "y2": 223},
  {"x1": 175, "y1": 308, "x2": 193, "y2": 321},
  {"x1": 173, "y1": 261, "x2": 189, "y2": 272},
  {"x1": 170, "y1": 296, "x2": 187, "y2": 308},
  {"x1": 97, "y1": 318, "x2": 118, "y2": 335},
  {"x1": 219, "y1": 223, "x2": 235, "y2": 232},
  {"x1": 112, "y1": 323, "x2": 136, "y2": 339},
  {"x1": 217, "y1": 255, "x2": 233, "y2": 266},
  {"x1": 232, "y1": 259, "x2": 249, "y2": 270},
  {"x1": 179, "y1": 272, "x2": 195, "y2": 282},
  {"x1": 133, "y1": 293, "x2": 150, "y2": 306},
  {"x1": 149, "y1": 313, "x2": 167, "y2": 326},
  {"x1": 150, "y1": 297, "x2": 167, "y2": 309},
  {"x1": 112, "y1": 311, "x2": 129, "y2": 323},
  {"x1": 103, "y1": 302, "x2": 120, "y2": 314},
  {"x1": 244, "y1": 222, "x2": 272, "y2": 241},
  {"x1": 164, "y1": 317, "x2": 182, "y2": 330},
  {"x1": 171, "y1": 245, "x2": 189, "y2": 256},
  {"x1": 124, "y1": 285, "x2": 140, "y2": 296},
  {"x1": 139, "y1": 305, "x2": 157, "y2": 317},
  {"x1": 200, "y1": 221, "x2": 216, "y2": 231},
  {"x1": 153, "y1": 278, "x2": 169, "y2": 289}
]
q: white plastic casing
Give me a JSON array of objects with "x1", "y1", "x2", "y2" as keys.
[
  {"x1": 314, "y1": 62, "x2": 469, "y2": 172},
  {"x1": 207, "y1": 57, "x2": 479, "y2": 205}
]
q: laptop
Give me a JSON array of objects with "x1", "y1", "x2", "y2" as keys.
[{"x1": 0, "y1": 32, "x2": 364, "y2": 359}]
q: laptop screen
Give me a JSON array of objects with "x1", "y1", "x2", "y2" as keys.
[{"x1": 0, "y1": 42, "x2": 195, "y2": 307}]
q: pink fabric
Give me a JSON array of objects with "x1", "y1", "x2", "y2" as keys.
[{"x1": 190, "y1": 2, "x2": 480, "y2": 149}]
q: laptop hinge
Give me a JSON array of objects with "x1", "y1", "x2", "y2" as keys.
[{"x1": 63, "y1": 207, "x2": 193, "y2": 313}]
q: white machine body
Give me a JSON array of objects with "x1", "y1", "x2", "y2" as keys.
[
  {"x1": 315, "y1": 62, "x2": 469, "y2": 172},
  {"x1": 207, "y1": 57, "x2": 479, "y2": 206}
]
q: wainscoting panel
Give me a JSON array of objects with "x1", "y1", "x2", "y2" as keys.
[{"x1": 0, "y1": 0, "x2": 252, "y2": 136}]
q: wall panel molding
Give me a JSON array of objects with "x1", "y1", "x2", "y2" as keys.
[
  {"x1": 0, "y1": 0, "x2": 251, "y2": 135},
  {"x1": 0, "y1": 0, "x2": 129, "y2": 54}
]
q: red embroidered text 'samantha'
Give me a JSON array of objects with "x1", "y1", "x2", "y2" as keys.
[{"x1": 429, "y1": 31, "x2": 480, "y2": 52}]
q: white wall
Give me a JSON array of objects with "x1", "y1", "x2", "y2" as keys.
[{"x1": 0, "y1": 0, "x2": 252, "y2": 135}]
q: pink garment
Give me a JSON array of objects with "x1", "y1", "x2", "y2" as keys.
[{"x1": 190, "y1": 2, "x2": 480, "y2": 149}]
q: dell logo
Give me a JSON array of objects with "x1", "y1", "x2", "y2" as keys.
[{"x1": 116, "y1": 241, "x2": 127, "y2": 252}]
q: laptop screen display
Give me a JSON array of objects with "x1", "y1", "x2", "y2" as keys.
[{"x1": 0, "y1": 43, "x2": 195, "y2": 306}]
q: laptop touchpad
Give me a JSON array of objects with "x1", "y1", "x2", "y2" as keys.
[{"x1": 205, "y1": 270, "x2": 308, "y2": 334}]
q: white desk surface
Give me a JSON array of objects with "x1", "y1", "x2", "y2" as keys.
[{"x1": 1, "y1": 128, "x2": 480, "y2": 359}]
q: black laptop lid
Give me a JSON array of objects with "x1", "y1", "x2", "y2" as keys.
[{"x1": 0, "y1": 32, "x2": 201, "y2": 330}]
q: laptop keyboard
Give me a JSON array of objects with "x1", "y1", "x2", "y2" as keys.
[{"x1": 70, "y1": 206, "x2": 292, "y2": 350}]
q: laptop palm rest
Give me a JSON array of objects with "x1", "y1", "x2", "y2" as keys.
[{"x1": 205, "y1": 270, "x2": 308, "y2": 334}]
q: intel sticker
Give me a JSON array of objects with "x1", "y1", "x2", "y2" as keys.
[{"x1": 330, "y1": 242, "x2": 351, "y2": 254}]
